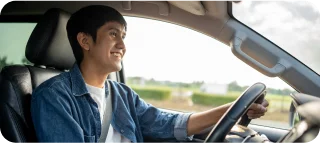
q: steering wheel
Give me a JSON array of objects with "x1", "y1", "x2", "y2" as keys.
[{"x1": 204, "y1": 82, "x2": 266, "y2": 142}]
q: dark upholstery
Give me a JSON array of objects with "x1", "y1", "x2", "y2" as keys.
[
  {"x1": 0, "y1": 8, "x2": 73, "y2": 142},
  {"x1": 26, "y1": 8, "x2": 75, "y2": 69}
]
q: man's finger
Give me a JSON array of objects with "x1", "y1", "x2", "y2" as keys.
[
  {"x1": 249, "y1": 103, "x2": 259, "y2": 110},
  {"x1": 247, "y1": 112, "x2": 265, "y2": 119},
  {"x1": 248, "y1": 107, "x2": 267, "y2": 115},
  {"x1": 262, "y1": 99, "x2": 269, "y2": 107},
  {"x1": 250, "y1": 103, "x2": 267, "y2": 113},
  {"x1": 247, "y1": 112, "x2": 265, "y2": 117}
]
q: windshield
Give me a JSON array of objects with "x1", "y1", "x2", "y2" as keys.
[{"x1": 232, "y1": 1, "x2": 320, "y2": 75}]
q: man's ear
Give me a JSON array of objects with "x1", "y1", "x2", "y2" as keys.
[{"x1": 76, "y1": 32, "x2": 90, "y2": 51}]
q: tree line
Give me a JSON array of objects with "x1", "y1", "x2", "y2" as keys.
[
  {"x1": 127, "y1": 77, "x2": 294, "y2": 96},
  {"x1": 0, "y1": 56, "x2": 32, "y2": 71}
]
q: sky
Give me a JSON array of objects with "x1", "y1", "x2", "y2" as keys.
[
  {"x1": 2, "y1": 1, "x2": 320, "y2": 91},
  {"x1": 122, "y1": 16, "x2": 293, "y2": 89}
]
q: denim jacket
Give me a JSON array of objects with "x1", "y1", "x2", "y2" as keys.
[{"x1": 31, "y1": 64, "x2": 192, "y2": 142}]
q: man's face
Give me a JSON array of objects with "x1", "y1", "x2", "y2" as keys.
[{"x1": 84, "y1": 21, "x2": 126, "y2": 73}]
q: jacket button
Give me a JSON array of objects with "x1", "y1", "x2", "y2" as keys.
[{"x1": 120, "y1": 129, "x2": 124, "y2": 133}]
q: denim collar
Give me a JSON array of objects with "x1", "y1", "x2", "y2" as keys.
[
  {"x1": 69, "y1": 63, "x2": 110, "y2": 97},
  {"x1": 69, "y1": 63, "x2": 89, "y2": 96}
]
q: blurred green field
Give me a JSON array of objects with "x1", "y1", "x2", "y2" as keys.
[
  {"x1": 129, "y1": 84, "x2": 292, "y2": 111},
  {"x1": 128, "y1": 84, "x2": 293, "y2": 125},
  {"x1": 131, "y1": 86, "x2": 171, "y2": 100}
]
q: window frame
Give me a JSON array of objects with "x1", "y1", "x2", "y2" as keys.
[{"x1": 226, "y1": 2, "x2": 320, "y2": 77}]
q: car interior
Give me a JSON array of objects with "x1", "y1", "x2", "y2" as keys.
[{"x1": 0, "y1": 1, "x2": 319, "y2": 143}]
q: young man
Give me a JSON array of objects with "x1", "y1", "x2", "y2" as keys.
[{"x1": 31, "y1": 5, "x2": 269, "y2": 142}]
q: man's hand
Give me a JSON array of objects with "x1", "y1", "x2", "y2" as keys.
[
  {"x1": 247, "y1": 99, "x2": 269, "y2": 119},
  {"x1": 187, "y1": 99, "x2": 269, "y2": 136}
]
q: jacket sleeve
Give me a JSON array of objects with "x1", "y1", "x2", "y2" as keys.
[
  {"x1": 31, "y1": 88, "x2": 86, "y2": 142},
  {"x1": 132, "y1": 89, "x2": 193, "y2": 141}
]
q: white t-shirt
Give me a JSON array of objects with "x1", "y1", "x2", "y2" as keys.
[{"x1": 86, "y1": 83, "x2": 131, "y2": 143}]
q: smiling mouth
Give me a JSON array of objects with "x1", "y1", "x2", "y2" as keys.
[{"x1": 111, "y1": 52, "x2": 122, "y2": 59}]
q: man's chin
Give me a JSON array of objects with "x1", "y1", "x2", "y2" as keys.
[
  {"x1": 101, "y1": 64, "x2": 122, "y2": 73},
  {"x1": 114, "y1": 65, "x2": 122, "y2": 72}
]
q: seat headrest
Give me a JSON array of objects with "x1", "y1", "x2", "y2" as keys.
[{"x1": 26, "y1": 8, "x2": 75, "y2": 70}]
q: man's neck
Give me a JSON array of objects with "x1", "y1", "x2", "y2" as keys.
[{"x1": 79, "y1": 61, "x2": 109, "y2": 88}]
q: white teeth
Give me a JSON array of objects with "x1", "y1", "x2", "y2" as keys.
[{"x1": 112, "y1": 53, "x2": 121, "y2": 57}]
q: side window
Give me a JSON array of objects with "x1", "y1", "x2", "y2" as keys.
[
  {"x1": 0, "y1": 23, "x2": 36, "y2": 71},
  {"x1": 123, "y1": 17, "x2": 294, "y2": 129}
]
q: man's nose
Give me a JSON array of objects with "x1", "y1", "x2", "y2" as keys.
[{"x1": 116, "y1": 38, "x2": 126, "y2": 49}]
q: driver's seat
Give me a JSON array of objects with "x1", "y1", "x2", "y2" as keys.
[{"x1": 0, "y1": 8, "x2": 75, "y2": 142}]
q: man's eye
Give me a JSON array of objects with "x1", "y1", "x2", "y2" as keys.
[{"x1": 110, "y1": 32, "x2": 117, "y2": 37}]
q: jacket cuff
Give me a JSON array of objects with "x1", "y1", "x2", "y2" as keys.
[{"x1": 174, "y1": 113, "x2": 194, "y2": 141}]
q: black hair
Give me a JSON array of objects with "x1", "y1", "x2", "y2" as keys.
[{"x1": 66, "y1": 5, "x2": 127, "y2": 65}]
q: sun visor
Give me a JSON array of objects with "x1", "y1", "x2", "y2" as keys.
[{"x1": 168, "y1": 0, "x2": 205, "y2": 15}]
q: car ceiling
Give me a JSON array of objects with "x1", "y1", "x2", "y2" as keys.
[{"x1": 1, "y1": 1, "x2": 230, "y2": 45}]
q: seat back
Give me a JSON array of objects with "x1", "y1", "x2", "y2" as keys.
[{"x1": 0, "y1": 8, "x2": 75, "y2": 142}]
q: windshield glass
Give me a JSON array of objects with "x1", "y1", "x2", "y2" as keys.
[{"x1": 232, "y1": 1, "x2": 320, "y2": 75}]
